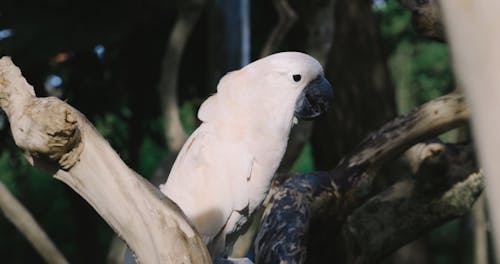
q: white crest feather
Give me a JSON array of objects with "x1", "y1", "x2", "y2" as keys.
[{"x1": 198, "y1": 94, "x2": 218, "y2": 122}]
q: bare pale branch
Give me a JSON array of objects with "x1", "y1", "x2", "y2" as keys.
[{"x1": 0, "y1": 56, "x2": 212, "y2": 264}]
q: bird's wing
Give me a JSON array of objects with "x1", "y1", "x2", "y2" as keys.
[{"x1": 162, "y1": 123, "x2": 253, "y2": 239}]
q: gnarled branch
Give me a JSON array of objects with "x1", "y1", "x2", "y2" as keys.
[
  {"x1": 0, "y1": 57, "x2": 211, "y2": 264},
  {"x1": 343, "y1": 141, "x2": 481, "y2": 263}
]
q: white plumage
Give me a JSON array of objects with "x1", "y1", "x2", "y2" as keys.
[{"x1": 160, "y1": 52, "x2": 331, "y2": 257}]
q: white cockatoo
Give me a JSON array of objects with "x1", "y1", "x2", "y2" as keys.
[{"x1": 160, "y1": 52, "x2": 333, "y2": 257}]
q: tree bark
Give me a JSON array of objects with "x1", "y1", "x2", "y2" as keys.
[
  {"x1": 0, "y1": 57, "x2": 211, "y2": 264},
  {"x1": 343, "y1": 141, "x2": 480, "y2": 263},
  {"x1": 398, "y1": 0, "x2": 444, "y2": 41},
  {"x1": 311, "y1": 0, "x2": 396, "y2": 170}
]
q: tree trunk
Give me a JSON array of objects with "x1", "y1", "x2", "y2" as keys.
[
  {"x1": 311, "y1": 0, "x2": 396, "y2": 170},
  {"x1": 306, "y1": 0, "x2": 396, "y2": 261}
]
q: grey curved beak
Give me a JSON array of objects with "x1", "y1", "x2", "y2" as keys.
[{"x1": 294, "y1": 75, "x2": 333, "y2": 120}]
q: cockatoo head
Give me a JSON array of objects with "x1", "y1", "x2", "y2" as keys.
[
  {"x1": 199, "y1": 52, "x2": 333, "y2": 130},
  {"x1": 241, "y1": 52, "x2": 333, "y2": 121}
]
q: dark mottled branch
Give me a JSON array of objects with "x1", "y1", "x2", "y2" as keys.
[
  {"x1": 398, "y1": 0, "x2": 444, "y2": 41},
  {"x1": 255, "y1": 92, "x2": 469, "y2": 263},
  {"x1": 255, "y1": 171, "x2": 337, "y2": 264}
]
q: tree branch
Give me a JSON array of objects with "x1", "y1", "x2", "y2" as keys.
[
  {"x1": 106, "y1": 236, "x2": 127, "y2": 264},
  {"x1": 159, "y1": 0, "x2": 206, "y2": 151},
  {"x1": 260, "y1": 0, "x2": 298, "y2": 57},
  {"x1": 342, "y1": 141, "x2": 481, "y2": 263},
  {"x1": 472, "y1": 195, "x2": 488, "y2": 264},
  {"x1": 339, "y1": 91, "x2": 468, "y2": 206},
  {"x1": 0, "y1": 181, "x2": 69, "y2": 264},
  {"x1": 0, "y1": 57, "x2": 211, "y2": 264},
  {"x1": 397, "y1": 0, "x2": 444, "y2": 41},
  {"x1": 255, "y1": 92, "x2": 469, "y2": 263},
  {"x1": 113, "y1": 3, "x2": 207, "y2": 259}
]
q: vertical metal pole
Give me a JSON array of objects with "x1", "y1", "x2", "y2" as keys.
[{"x1": 216, "y1": 0, "x2": 251, "y2": 71}]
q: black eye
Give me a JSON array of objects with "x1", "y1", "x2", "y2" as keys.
[{"x1": 293, "y1": 74, "x2": 302, "y2": 82}]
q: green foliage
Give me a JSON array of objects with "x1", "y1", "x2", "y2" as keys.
[
  {"x1": 138, "y1": 136, "x2": 167, "y2": 178},
  {"x1": 180, "y1": 101, "x2": 198, "y2": 135},
  {"x1": 428, "y1": 219, "x2": 473, "y2": 264},
  {"x1": 376, "y1": 2, "x2": 476, "y2": 263},
  {"x1": 0, "y1": 149, "x2": 91, "y2": 263},
  {"x1": 94, "y1": 110, "x2": 131, "y2": 161},
  {"x1": 0, "y1": 152, "x2": 17, "y2": 194},
  {"x1": 376, "y1": 0, "x2": 454, "y2": 113},
  {"x1": 95, "y1": 111, "x2": 130, "y2": 144},
  {"x1": 291, "y1": 143, "x2": 314, "y2": 173}
]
